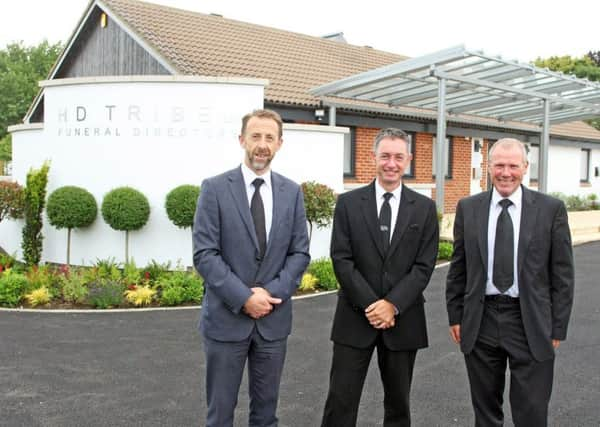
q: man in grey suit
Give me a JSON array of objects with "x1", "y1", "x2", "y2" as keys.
[
  {"x1": 446, "y1": 138, "x2": 574, "y2": 426},
  {"x1": 193, "y1": 109, "x2": 310, "y2": 427}
]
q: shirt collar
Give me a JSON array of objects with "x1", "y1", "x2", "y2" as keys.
[
  {"x1": 375, "y1": 179, "x2": 402, "y2": 202},
  {"x1": 241, "y1": 162, "x2": 272, "y2": 190},
  {"x1": 491, "y1": 185, "x2": 522, "y2": 209}
]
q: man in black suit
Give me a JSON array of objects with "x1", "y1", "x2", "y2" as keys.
[
  {"x1": 446, "y1": 138, "x2": 574, "y2": 426},
  {"x1": 321, "y1": 128, "x2": 439, "y2": 427}
]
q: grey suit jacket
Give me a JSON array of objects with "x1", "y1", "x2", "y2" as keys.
[
  {"x1": 193, "y1": 166, "x2": 310, "y2": 342},
  {"x1": 446, "y1": 186, "x2": 574, "y2": 361}
]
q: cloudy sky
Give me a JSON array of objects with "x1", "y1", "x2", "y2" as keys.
[{"x1": 1, "y1": 0, "x2": 597, "y2": 63}]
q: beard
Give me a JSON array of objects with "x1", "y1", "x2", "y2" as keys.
[{"x1": 248, "y1": 149, "x2": 272, "y2": 171}]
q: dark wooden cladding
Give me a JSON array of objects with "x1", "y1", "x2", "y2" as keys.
[{"x1": 56, "y1": 6, "x2": 170, "y2": 78}]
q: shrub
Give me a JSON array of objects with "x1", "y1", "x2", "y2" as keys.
[
  {"x1": 25, "y1": 264, "x2": 54, "y2": 294},
  {"x1": 93, "y1": 257, "x2": 122, "y2": 281},
  {"x1": 24, "y1": 286, "x2": 51, "y2": 307},
  {"x1": 158, "y1": 270, "x2": 203, "y2": 306},
  {"x1": 88, "y1": 280, "x2": 125, "y2": 309},
  {"x1": 22, "y1": 162, "x2": 50, "y2": 266},
  {"x1": 165, "y1": 185, "x2": 201, "y2": 229},
  {"x1": 587, "y1": 194, "x2": 599, "y2": 210},
  {"x1": 101, "y1": 187, "x2": 150, "y2": 263},
  {"x1": 307, "y1": 258, "x2": 338, "y2": 291},
  {"x1": 0, "y1": 181, "x2": 25, "y2": 222},
  {"x1": 61, "y1": 271, "x2": 88, "y2": 304},
  {"x1": 123, "y1": 259, "x2": 142, "y2": 286},
  {"x1": 46, "y1": 186, "x2": 97, "y2": 265},
  {"x1": 0, "y1": 269, "x2": 28, "y2": 307},
  {"x1": 298, "y1": 273, "x2": 318, "y2": 292},
  {"x1": 301, "y1": 181, "x2": 336, "y2": 241},
  {"x1": 143, "y1": 259, "x2": 171, "y2": 285},
  {"x1": 0, "y1": 252, "x2": 17, "y2": 270},
  {"x1": 438, "y1": 242, "x2": 453, "y2": 260},
  {"x1": 124, "y1": 285, "x2": 156, "y2": 306}
]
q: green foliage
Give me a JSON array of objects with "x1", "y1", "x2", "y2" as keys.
[
  {"x1": 0, "y1": 252, "x2": 17, "y2": 269},
  {"x1": 307, "y1": 258, "x2": 338, "y2": 291},
  {"x1": 165, "y1": 184, "x2": 200, "y2": 228},
  {"x1": 158, "y1": 270, "x2": 204, "y2": 306},
  {"x1": 92, "y1": 257, "x2": 122, "y2": 281},
  {"x1": 0, "y1": 41, "x2": 62, "y2": 140},
  {"x1": 123, "y1": 259, "x2": 141, "y2": 285},
  {"x1": 438, "y1": 241, "x2": 453, "y2": 260},
  {"x1": 21, "y1": 162, "x2": 50, "y2": 266},
  {"x1": 101, "y1": 187, "x2": 150, "y2": 231},
  {"x1": 549, "y1": 192, "x2": 599, "y2": 211},
  {"x1": 301, "y1": 181, "x2": 336, "y2": 240},
  {"x1": 60, "y1": 270, "x2": 88, "y2": 304},
  {"x1": 534, "y1": 54, "x2": 600, "y2": 130},
  {"x1": 47, "y1": 186, "x2": 97, "y2": 229},
  {"x1": 0, "y1": 134, "x2": 11, "y2": 162},
  {"x1": 142, "y1": 259, "x2": 171, "y2": 284},
  {"x1": 0, "y1": 269, "x2": 28, "y2": 306},
  {"x1": 0, "y1": 180, "x2": 24, "y2": 222},
  {"x1": 101, "y1": 187, "x2": 150, "y2": 262},
  {"x1": 87, "y1": 279, "x2": 125, "y2": 309}
]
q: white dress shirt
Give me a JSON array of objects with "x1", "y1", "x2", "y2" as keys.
[
  {"x1": 375, "y1": 180, "x2": 402, "y2": 243},
  {"x1": 241, "y1": 163, "x2": 273, "y2": 242},
  {"x1": 486, "y1": 186, "x2": 522, "y2": 297}
]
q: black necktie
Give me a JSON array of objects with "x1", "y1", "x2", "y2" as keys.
[
  {"x1": 379, "y1": 192, "x2": 393, "y2": 253},
  {"x1": 251, "y1": 178, "x2": 267, "y2": 258},
  {"x1": 493, "y1": 198, "x2": 514, "y2": 293}
]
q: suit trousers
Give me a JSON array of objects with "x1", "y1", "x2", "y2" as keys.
[
  {"x1": 203, "y1": 327, "x2": 287, "y2": 427},
  {"x1": 464, "y1": 298, "x2": 554, "y2": 427},
  {"x1": 321, "y1": 335, "x2": 417, "y2": 427}
]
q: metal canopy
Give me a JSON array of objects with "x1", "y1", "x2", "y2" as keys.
[
  {"x1": 311, "y1": 45, "x2": 600, "y2": 212},
  {"x1": 311, "y1": 45, "x2": 600, "y2": 125}
]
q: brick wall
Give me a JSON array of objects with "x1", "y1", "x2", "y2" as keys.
[{"x1": 345, "y1": 127, "x2": 473, "y2": 212}]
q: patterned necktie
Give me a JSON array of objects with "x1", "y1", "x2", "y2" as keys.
[
  {"x1": 251, "y1": 178, "x2": 266, "y2": 258},
  {"x1": 493, "y1": 198, "x2": 514, "y2": 293},
  {"x1": 379, "y1": 192, "x2": 393, "y2": 253}
]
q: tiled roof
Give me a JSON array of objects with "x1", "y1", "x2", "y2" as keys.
[
  {"x1": 102, "y1": 0, "x2": 405, "y2": 107},
  {"x1": 92, "y1": 0, "x2": 600, "y2": 142}
]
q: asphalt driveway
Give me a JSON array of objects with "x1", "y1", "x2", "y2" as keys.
[{"x1": 1, "y1": 242, "x2": 599, "y2": 426}]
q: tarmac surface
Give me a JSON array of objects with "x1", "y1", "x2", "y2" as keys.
[{"x1": 1, "y1": 241, "x2": 599, "y2": 426}]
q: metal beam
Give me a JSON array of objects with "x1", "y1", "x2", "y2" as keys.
[
  {"x1": 329, "y1": 106, "x2": 336, "y2": 126},
  {"x1": 539, "y1": 100, "x2": 550, "y2": 193},
  {"x1": 436, "y1": 78, "x2": 447, "y2": 214}
]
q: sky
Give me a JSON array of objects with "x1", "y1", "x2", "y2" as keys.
[{"x1": 1, "y1": 0, "x2": 597, "y2": 63}]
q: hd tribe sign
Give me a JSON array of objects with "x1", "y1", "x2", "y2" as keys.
[{"x1": 54, "y1": 104, "x2": 238, "y2": 139}]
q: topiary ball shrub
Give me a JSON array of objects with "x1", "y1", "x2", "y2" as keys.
[
  {"x1": 101, "y1": 187, "x2": 150, "y2": 231},
  {"x1": 47, "y1": 186, "x2": 97, "y2": 230},
  {"x1": 165, "y1": 184, "x2": 201, "y2": 229}
]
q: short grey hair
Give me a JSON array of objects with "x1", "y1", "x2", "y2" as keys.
[
  {"x1": 488, "y1": 138, "x2": 528, "y2": 165},
  {"x1": 373, "y1": 128, "x2": 410, "y2": 153}
]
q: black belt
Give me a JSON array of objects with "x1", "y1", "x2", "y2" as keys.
[{"x1": 485, "y1": 294, "x2": 519, "y2": 304}]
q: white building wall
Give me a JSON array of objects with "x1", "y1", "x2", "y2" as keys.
[
  {"x1": 4, "y1": 77, "x2": 346, "y2": 267},
  {"x1": 547, "y1": 145, "x2": 600, "y2": 196}
]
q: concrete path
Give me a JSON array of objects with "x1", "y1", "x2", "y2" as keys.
[{"x1": 1, "y1": 242, "x2": 599, "y2": 426}]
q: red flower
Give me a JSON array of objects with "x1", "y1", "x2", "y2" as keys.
[
  {"x1": 144, "y1": 271, "x2": 150, "y2": 281},
  {"x1": 128, "y1": 284, "x2": 137, "y2": 290},
  {"x1": 0, "y1": 265, "x2": 3, "y2": 273}
]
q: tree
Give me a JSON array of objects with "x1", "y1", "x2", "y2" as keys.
[
  {"x1": 101, "y1": 187, "x2": 150, "y2": 263},
  {"x1": 534, "y1": 53, "x2": 600, "y2": 130},
  {"x1": 301, "y1": 181, "x2": 336, "y2": 242},
  {"x1": 47, "y1": 186, "x2": 98, "y2": 265},
  {"x1": 0, "y1": 41, "x2": 62, "y2": 140},
  {"x1": 21, "y1": 162, "x2": 50, "y2": 266},
  {"x1": 0, "y1": 180, "x2": 24, "y2": 223},
  {"x1": 165, "y1": 184, "x2": 201, "y2": 229}
]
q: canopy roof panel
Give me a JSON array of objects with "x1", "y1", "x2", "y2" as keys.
[{"x1": 311, "y1": 45, "x2": 600, "y2": 126}]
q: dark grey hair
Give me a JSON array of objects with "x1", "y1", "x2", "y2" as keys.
[{"x1": 373, "y1": 128, "x2": 410, "y2": 153}]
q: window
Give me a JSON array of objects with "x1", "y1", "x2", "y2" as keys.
[
  {"x1": 580, "y1": 149, "x2": 591, "y2": 182},
  {"x1": 343, "y1": 127, "x2": 355, "y2": 177},
  {"x1": 404, "y1": 132, "x2": 416, "y2": 178},
  {"x1": 432, "y1": 136, "x2": 452, "y2": 179},
  {"x1": 528, "y1": 145, "x2": 539, "y2": 181}
]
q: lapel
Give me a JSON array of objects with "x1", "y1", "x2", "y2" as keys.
[
  {"x1": 517, "y1": 186, "x2": 536, "y2": 275},
  {"x1": 227, "y1": 166, "x2": 260, "y2": 252},
  {"x1": 360, "y1": 181, "x2": 386, "y2": 258},
  {"x1": 476, "y1": 190, "x2": 492, "y2": 274},
  {"x1": 387, "y1": 184, "x2": 415, "y2": 257},
  {"x1": 266, "y1": 172, "x2": 286, "y2": 257}
]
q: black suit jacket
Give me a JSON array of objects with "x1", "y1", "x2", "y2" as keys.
[
  {"x1": 446, "y1": 186, "x2": 574, "y2": 361},
  {"x1": 329, "y1": 181, "x2": 439, "y2": 351}
]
